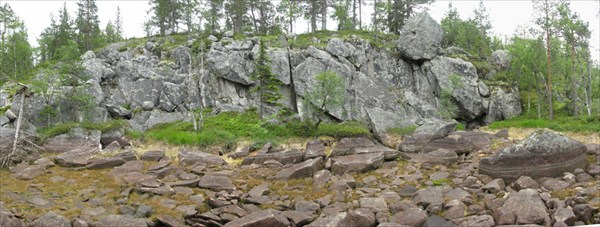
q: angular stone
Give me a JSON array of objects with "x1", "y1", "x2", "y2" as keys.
[
  {"x1": 109, "y1": 160, "x2": 144, "y2": 177},
  {"x1": 281, "y1": 210, "x2": 314, "y2": 226},
  {"x1": 400, "y1": 120, "x2": 457, "y2": 153},
  {"x1": 541, "y1": 179, "x2": 570, "y2": 191},
  {"x1": 304, "y1": 140, "x2": 326, "y2": 160},
  {"x1": 390, "y1": 208, "x2": 427, "y2": 227},
  {"x1": 13, "y1": 164, "x2": 46, "y2": 180},
  {"x1": 422, "y1": 215, "x2": 457, "y2": 227},
  {"x1": 178, "y1": 149, "x2": 226, "y2": 166},
  {"x1": 422, "y1": 134, "x2": 474, "y2": 154},
  {"x1": 55, "y1": 147, "x2": 98, "y2": 167},
  {"x1": 222, "y1": 209, "x2": 289, "y2": 227},
  {"x1": 43, "y1": 127, "x2": 101, "y2": 153},
  {"x1": 451, "y1": 215, "x2": 495, "y2": 227},
  {"x1": 242, "y1": 149, "x2": 304, "y2": 165},
  {"x1": 479, "y1": 129, "x2": 587, "y2": 182},
  {"x1": 553, "y1": 207, "x2": 576, "y2": 226},
  {"x1": 93, "y1": 214, "x2": 147, "y2": 227},
  {"x1": 493, "y1": 189, "x2": 550, "y2": 226},
  {"x1": 339, "y1": 208, "x2": 376, "y2": 227},
  {"x1": 157, "y1": 215, "x2": 186, "y2": 227},
  {"x1": 138, "y1": 185, "x2": 174, "y2": 196},
  {"x1": 86, "y1": 157, "x2": 125, "y2": 169},
  {"x1": 412, "y1": 186, "x2": 447, "y2": 210},
  {"x1": 330, "y1": 152, "x2": 384, "y2": 175},
  {"x1": 359, "y1": 197, "x2": 388, "y2": 213},
  {"x1": 274, "y1": 157, "x2": 323, "y2": 180},
  {"x1": 140, "y1": 150, "x2": 164, "y2": 162},
  {"x1": 482, "y1": 178, "x2": 505, "y2": 194},
  {"x1": 198, "y1": 174, "x2": 235, "y2": 192},
  {"x1": 513, "y1": 176, "x2": 539, "y2": 191},
  {"x1": 396, "y1": 12, "x2": 443, "y2": 60},
  {"x1": 305, "y1": 212, "x2": 347, "y2": 227},
  {"x1": 330, "y1": 137, "x2": 399, "y2": 160},
  {"x1": 228, "y1": 146, "x2": 250, "y2": 159},
  {"x1": 30, "y1": 211, "x2": 70, "y2": 227},
  {"x1": 450, "y1": 131, "x2": 494, "y2": 151},
  {"x1": 572, "y1": 204, "x2": 593, "y2": 224}
]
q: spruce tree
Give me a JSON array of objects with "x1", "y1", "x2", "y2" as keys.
[{"x1": 251, "y1": 38, "x2": 282, "y2": 121}]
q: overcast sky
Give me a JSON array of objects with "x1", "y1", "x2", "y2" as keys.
[{"x1": 2, "y1": 0, "x2": 599, "y2": 62}]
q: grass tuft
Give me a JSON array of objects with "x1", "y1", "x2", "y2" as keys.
[
  {"x1": 488, "y1": 116, "x2": 600, "y2": 132},
  {"x1": 387, "y1": 125, "x2": 417, "y2": 136}
]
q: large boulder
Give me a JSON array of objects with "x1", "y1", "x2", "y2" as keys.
[
  {"x1": 489, "y1": 50, "x2": 511, "y2": 69},
  {"x1": 330, "y1": 137, "x2": 399, "y2": 160},
  {"x1": 493, "y1": 189, "x2": 550, "y2": 226},
  {"x1": 43, "y1": 127, "x2": 101, "y2": 153},
  {"x1": 330, "y1": 152, "x2": 385, "y2": 175},
  {"x1": 396, "y1": 12, "x2": 443, "y2": 61},
  {"x1": 274, "y1": 157, "x2": 324, "y2": 180},
  {"x1": 400, "y1": 120, "x2": 457, "y2": 153},
  {"x1": 479, "y1": 129, "x2": 587, "y2": 182},
  {"x1": 178, "y1": 149, "x2": 226, "y2": 166}
]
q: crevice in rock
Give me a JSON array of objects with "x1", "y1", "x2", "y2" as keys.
[{"x1": 287, "y1": 46, "x2": 298, "y2": 113}]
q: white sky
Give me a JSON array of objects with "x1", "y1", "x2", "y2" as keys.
[{"x1": 2, "y1": 0, "x2": 599, "y2": 62}]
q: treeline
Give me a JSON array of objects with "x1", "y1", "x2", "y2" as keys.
[{"x1": 142, "y1": 0, "x2": 434, "y2": 36}]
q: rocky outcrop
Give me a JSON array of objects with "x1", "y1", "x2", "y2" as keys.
[
  {"x1": 0, "y1": 12, "x2": 521, "y2": 147},
  {"x1": 479, "y1": 129, "x2": 587, "y2": 182}
]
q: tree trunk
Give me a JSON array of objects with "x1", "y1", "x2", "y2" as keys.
[
  {"x1": 545, "y1": 30, "x2": 553, "y2": 120},
  {"x1": 352, "y1": 0, "x2": 357, "y2": 29},
  {"x1": 585, "y1": 57, "x2": 592, "y2": 116},
  {"x1": 249, "y1": 1, "x2": 258, "y2": 33},
  {"x1": 570, "y1": 45, "x2": 578, "y2": 118},
  {"x1": 321, "y1": 0, "x2": 326, "y2": 30},
  {"x1": 289, "y1": 0, "x2": 294, "y2": 33},
  {"x1": 358, "y1": 0, "x2": 362, "y2": 29},
  {"x1": 8, "y1": 87, "x2": 26, "y2": 166},
  {"x1": 310, "y1": 0, "x2": 317, "y2": 32},
  {"x1": 373, "y1": 0, "x2": 378, "y2": 31}
]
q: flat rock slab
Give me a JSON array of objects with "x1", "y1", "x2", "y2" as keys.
[
  {"x1": 93, "y1": 214, "x2": 148, "y2": 227},
  {"x1": 223, "y1": 209, "x2": 289, "y2": 227},
  {"x1": 479, "y1": 129, "x2": 587, "y2": 182},
  {"x1": 179, "y1": 149, "x2": 226, "y2": 166},
  {"x1": 273, "y1": 157, "x2": 323, "y2": 180},
  {"x1": 198, "y1": 174, "x2": 235, "y2": 192},
  {"x1": 242, "y1": 149, "x2": 304, "y2": 165},
  {"x1": 493, "y1": 189, "x2": 550, "y2": 226},
  {"x1": 330, "y1": 152, "x2": 384, "y2": 175},
  {"x1": 422, "y1": 134, "x2": 474, "y2": 154},
  {"x1": 400, "y1": 120, "x2": 457, "y2": 153},
  {"x1": 43, "y1": 127, "x2": 101, "y2": 153},
  {"x1": 86, "y1": 157, "x2": 126, "y2": 169},
  {"x1": 55, "y1": 147, "x2": 99, "y2": 167},
  {"x1": 330, "y1": 137, "x2": 399, "y2": 161}
]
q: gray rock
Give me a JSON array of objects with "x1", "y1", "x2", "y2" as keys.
[
  {"x1": 223, "y1": 31, "x2": 234, "y2": 38},
  {"x1": 306, "y1": 212, "x2": 347, "y2": 227},
  {"x1": 442, "y1": 199, "x2": 466, "y2": 219},
  {"x1": 339, "y1": 208, "x2": 376, "y2": 227},
  {"x1": 228, "y1": 146, "x2": 250, "y2": 159},
  {"x1": 55, "y1": 147, "x2": 99, "y2": 167},
  {"x1": 178, "y1": 149, "x2": 226, "y2": 166},
  {"x1": 422, "y1": 215, "x2": 457, "y2": 227},
  {"x1": 44, "y1": 127, "x2": 101, "y2": 153},
  {"x1": 482, "y1": 178, "x2": 505, "y2": 194},
  {"x1": 541, "y1": 179, "x2": 570, "y2": 191},
  {"x1": 326, "y1": 38, "x2": 356, "y2": 58},
  {"x1": 359, "y1": 197, "x2": 389, "y2": 213},
  {"x1": 156, "y1": 215, "x2": 186, "y2": 227},
  {"x1": 281, "y1": 210, "x2": 314, "y2": 226},
  {"x1": 274, "y1": 157, "x2": 323, "y2": 180},
  {"x1": 330, "y1": 137, "x2": 399, "y2": 161},
  {"x1": 13, "y1": 164, "x2": 47, "y2": 180},
  {"x1": 479, "y1": 129, "x2": 587, "y2": 182},
  {"x1": 30, "y1": 211, "x2": 70, "y2": 227},
  {"x1": 513, "y1": 176, "x2": 539, "y2": 190},
  {"x1": 242, "y1": 149, "x2": 304, "y2": 166},
  {"x1": 422, "y1": 134, "x2": 475, "y2": 154},
  {"x1": 223, "y1": 209, "x2": 289, "y2": 227},
  {"x1": 572, "y1": 204, "x2": 592, "y2": 223},
  {"x1": 400, "y1": 120, "x2": 457, "y2": 153},
  {"x1": 493, "y1": 189, "x2": 550, "y2": 226},
  {"x1": 313, "y1": 169, "x2": 332, "y2": 187},
  {"x1": 390, "y1": 208, "x2": 427, "y2": 227},
  {"x1": 412, "y1": 186, "x2": 447, "y2": 210},
  {"x1": 93, "y1": 214, "x2": 147, "y2": 227},
  {"x1": 553, "y1": 207, "x2": 576, "y2": 226},
  {"x1": 451, "y1": 215, "x2": 495, "y2": 227},
  {"x1": 331, "y1": 152, "x2": 385, "y2": 175},
  {"x1": 489, "y1": 50, "x2": 511, "y2": 69},
  {"x1": 396, "y1": 12, "x2": 443, "y2": 60},
  {"x1": 140, "y1": 150, "x2": 164, "y2": 162},
  {"x1": 295, "y1": 200, "x2": 320, "y2": 214},
  {"x1": 198, "y1": 174, "x2": 235, "y2": 192},
  {"x1": 304, "y1": 140, "x2": 326, "y2": 160},
  {"x1": 134, "y1": 204, "x2": 154, "y2": 218},
  {"x1": 106, "y1": 104, "x2": 132, "y2": 119},
  {"x1": 86, "y1": 157, "x2": 126, "y2": 169}
]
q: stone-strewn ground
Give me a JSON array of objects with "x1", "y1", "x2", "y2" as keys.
[{"x1": 1, "y1": 129, "x2": 599, "y2": 227}]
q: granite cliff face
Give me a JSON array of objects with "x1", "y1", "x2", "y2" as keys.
[{"x1": 1, "y1": 12, "x2": 520, "y2": 143}]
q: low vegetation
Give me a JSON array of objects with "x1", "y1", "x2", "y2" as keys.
[
  {"x1": 37, "y1": 119, "x2": 130, "y2": 140},
  {"x1": 488, "y1": 116, "x2": 600, "y2": 133},
  {"x1": 387, "y1": 125, "x2": 417, "y2": 136},
  {"x1": 144, "y1": 110, "x2": 370, "y2": 148}
]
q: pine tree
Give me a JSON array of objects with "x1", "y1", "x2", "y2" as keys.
[
  {"x1": 148, "y1": 0, "x2": 181, "y2": 36},
  {"x1": 76, "y1": 0, "x2": 102, "y2": 52},
  {"x1": 115, "y1": 6, "x2": 124, "y2": 39},
  {"x1": 533, "y1": 0, "x2": 559, "y2": 120},
  {"x1": 251, "y1": 38, "x2": 282, "y2": 121},
  {"x1": 0, "y1": 3, "x2": 33, "y2": 82}
]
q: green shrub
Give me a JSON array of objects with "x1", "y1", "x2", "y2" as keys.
[
  {"x1": 0, "y1": 105, "x2": 10, "y2": 115},
  {"x1": 387, "y1": 125, "x2": 417, "y2": 136},
  {"x1": 314, "y1": 121, "x2": 371, "y2": 138},
  {"x1": 488, "y1": 116, "x2": 600, "y2": 132},
  {"x1": 456, "y1": 123, "x2": 466, "y2": 131}
]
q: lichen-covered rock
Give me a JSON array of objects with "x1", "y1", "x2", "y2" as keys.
[
  {"x1": 479, "y1": 129, "x2": 587, "y2": 182},
  {"x1": 397, "y1": 12, "x2": 443, "y2": 60},
  {"x1": 489, "y1": 50, "x2": 511, "y2": 69}
]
